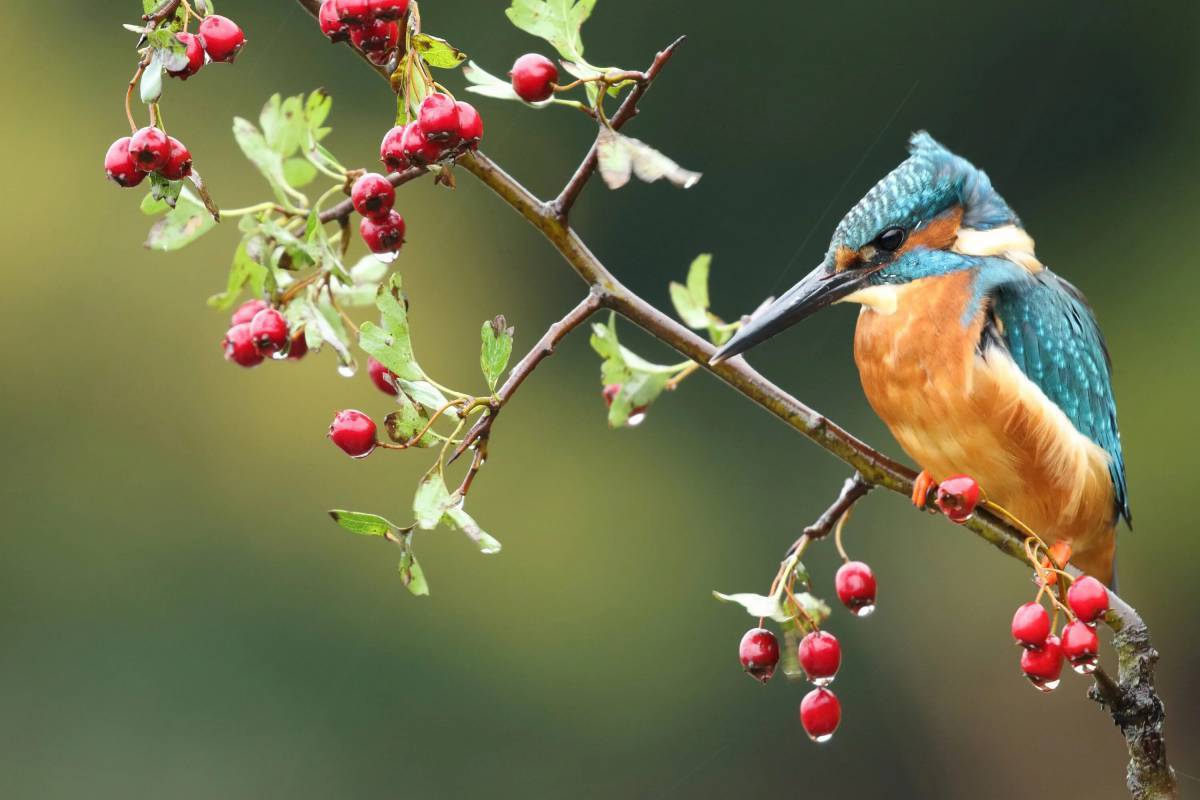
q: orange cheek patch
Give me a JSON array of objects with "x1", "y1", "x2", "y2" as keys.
[
  {"x1": 834, "y1": 245, "x2": 858, "y2": 273},
  {"x1": 899, "y1": 205, "x2": 964, "y2": 254}
]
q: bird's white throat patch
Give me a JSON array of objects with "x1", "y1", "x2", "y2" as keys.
[
  {"x1": 953, "y1": 224, "x2": 1043, "y2": 273},
  {"x1": 838, "y1": 284, "x2": 906, "y2": 315}
]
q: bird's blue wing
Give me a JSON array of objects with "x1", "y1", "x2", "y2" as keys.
[{"x1": 990, "y1": 270, "x2": 1131, "y2": 526}]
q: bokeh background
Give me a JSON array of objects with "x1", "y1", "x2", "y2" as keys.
[{"x1": 3, "y1": 1, "x2": 1198, "y2": 797}]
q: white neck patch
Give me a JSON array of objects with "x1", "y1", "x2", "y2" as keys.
[{"x1": 953, "y1": 224, "x2": 1043, "y2": 273}]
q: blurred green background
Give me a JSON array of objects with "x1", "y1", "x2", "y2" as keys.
[{"x1": 3, "y1": 1, "x2": 1198, "y2": 797}]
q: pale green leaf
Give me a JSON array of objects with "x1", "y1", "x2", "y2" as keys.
[
  {"x1": 413, "y1": 33, "x2": 468, "y2": 68},
  {"x1": 480, "y1": 317, "x2": 514, "y2": 393},
  {"x1": 444, "y1": 505, "x2": 502, "y2": 554},
  {"x1": 398, "y1": 549, "x2": 430, "y2": 595},
  {"x1": 686, "y1": 254, "x2": 712, "y2": 310},
  {"x1": 505, "y1": 0, "x2": 596, "y2": 63},
  {"x1": 595, "y1": 128, "x2": 701, "y2": 191},
  {"x1": 413, "y1": 471, "x2": 453, "y2": 530},
  {"x1": 145, "y1": 186, "x2": 217, "y2": 251},
  {"x1": 283, "y1": 158, "x2": 318, "y2": 188},
  {"x1": 384, "y1": 394, "x2": 436, "y2": 448},
  {"x1": 328, "y1": 510, "x2": 395, "y2": 536}
]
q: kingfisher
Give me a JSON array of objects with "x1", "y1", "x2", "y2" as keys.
[{"x1": 712, "y1": 132, "x2": 1129, "y2": 585}]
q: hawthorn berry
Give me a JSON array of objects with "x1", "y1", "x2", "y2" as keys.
[
  {"x1": 351, "y1": 173, "x2": 395, "y2": 220},
  {"x1": 250, "y1": 308, "x2": 289, "y2": 354},
  {"x1": 509, "y1": 53, "x2": 558, "y2": 103},
  {"x1": 104, "y1": 137, "x2": 147, "y2": 188},
  {"x1": 799, "y1": 688, "x2": 841, "y2": 742},
  {"x1": 360, "y1": 210, "x2": 406, "y2": 254},
  {"x1": 1020, "y1": 634, "x2": 1064, "y2": 692},
  {"x1": 1066, "y1": 576, "x2": 1109, "y2": 624},
  {"x1": 368, "y1": 357, "x2": 400, "y2": 396},
  {"x1": 128, "y1": 127, "x2": 171, "y2": 173},
  {"x1": 935, "y1": 474, "x2": 981, "y2": 523},
  {"x1": 371, "y1": 0, "x2": 409, "y2": 20},
  {"x1": 798, "y1": 630, "x2": 841, "y2": 686},
  {"x1": 223, "y1": 323, "x2": 264, "y2": 368},
  {"x1": 231, "y1": 298, "x2": 269, "y2": 326},
  {"x1": 168, "y1": 32, "x2": 205, "y2": 79},
  {"x1": 328, "y1": 410, "x2": 377, "y2": 458},
  {"x1": 834, "y1": 561, "x2": 877, "y2": 616},
  {"x1": 286, "y1": 329, "x2": 309, "y2": 360},
  {"x1": 380, "y1": 125, "x2": 409, "y2": 172},
  {"x1": 350, "y1": 18, "x2": 399, "y2": 53},
  {"x1": 334, "y1": 0, "x2": 372, "y2": 24},
  {"x1": 1061, "y1": 619, "x2": 1100, "y2": 674},
  {"x1": 456, "y1": 101, "x2": 484, "y2": 148},
  {"x1": 419, "y1": 93, "x2": 460, "y2": 141},
  {"x1": 738, "y1": 627, "x2": 779, "y2": 684},
  {"x1": 1010, "y1": 602, "x2": 1051, "y2": 649},
  {"x1": 401, "y1": 122, "x2": 442, "y2": 165},
  {"x1": 318, "y1": 0, "x2": 351, "y2": 41},
  {"x1": 159, "y1": 137, "x2": 193, "y2": 181},
  {"x1": 198, "y1": 15, "x2": 246, "y2": 63}
]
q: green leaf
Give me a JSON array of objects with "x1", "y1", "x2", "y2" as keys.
[
  {"x1": 606, "y1": 370, "x2": 666, "y2": 428},
  {"x1": 384, "y1": 393, "x2": 436, "y2": 447},
  {"x1": 444, "y1": 505, "x2": 502, "y2": 554},
  {"x1": 505, "y1": 0, "x2": 596, "y2": 63},
  {"x1": 712, "y1": 591, "x2": 791, "y2": 623},
  {"x1": 686, "y1": 253, "x2": 711, "y2": 310},
  {"x1": 595, "y1": 128, "x2": 701, "y2": 190},
  {"x1": 207, "y1": 234, "x2": 268, "y2": 309},
  {"x1": 139, "y1": 193, "x2": 168, "y2": 216},
  {"x1": 139, "y1": 58, "x2": 164, "y2": 104},
  {"x1": 398, "y1": 380, "x2": 457, "y2": 418},
  {"x1": 304, "y1": 89, "x2": 333, "y2": 141},
  {"x1": 148, "y1": 172, "x2": 183, "y2": 208},
  {"x1": 413, "y1": 471, "x2": 453, "y2": 530},
  {"x1": 412, "y1": 33, "x2": 468, "y2": 68},
  {"x1": 480, "y1": 316, "x2": 514, "y2": 393},
  {"x1": 328, "y1": 510, "x2": 395, "y2": 536},
  {"x1": 669, "y1": 254, "x2": 712, "y2": 328},
  {"x1": 283, "y1": 157, "x2": 318, "y2": 188},
  {"x1": 357, "y1": 274, "x2": 422, "y2": 381},
  {"x1": 260, "y1": 94, "x2": 309, "y2": 158},
  {"x1": 145, "y1": 186, "x2": 218, "y2": 251},
  {"x1": 462, "y1": 61, "x2": 525, "y2": 103},
  {"x1": 232, "y1": 116, "x2": 291, "y2": 206},
  {"x1": 398, "y1": 548, "x2": 430, "y2": 596}
]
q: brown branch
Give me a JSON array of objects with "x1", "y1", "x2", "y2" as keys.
[
  {"x1": 143, "y1": 0, "x2": 182, "y2": 25},
  {"x1": 287, "y1": 5, "x2": 1175, "y2": 795},
  {"x1": 803, "y1": 473, "x2": 873, "y2": 541}
]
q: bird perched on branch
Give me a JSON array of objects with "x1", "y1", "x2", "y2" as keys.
[{"x1": 712, "y1": 133, "x2": 1129, "y2": 586}]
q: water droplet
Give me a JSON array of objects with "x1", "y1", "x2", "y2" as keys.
[
  {"x1": 1071, "y1": 657, "x2": 1098, "y2": 675},
  {"x1": 851, "y1": 603, "x2": 876, "y2": 618},
  {"x1": 810, "y1": 733, "x2": 834, "y2": 744},
  {"x1": 271, "y1": 349, "x2": 288, "y2": 361},
  {"x1": 375, "y1": 250, "x2": 399, "y2": 264},
  {"x1": 337, "y1": 361, "x2": 358, "y2": 378},
  {"x1": 811, "y1": 676, "x2": 834, "y2": 687},
  {"x1": 627, "y1": 410, "x2": 647, "y2": 427},
  {"x1": 1025, "y1": 675, "x2": 1060, "y2": 693}
]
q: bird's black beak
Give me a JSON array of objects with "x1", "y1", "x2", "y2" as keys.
[{"x1": 709, "y1": 264, "x2": 868, "y2": 364}]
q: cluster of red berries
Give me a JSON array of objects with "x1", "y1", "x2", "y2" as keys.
[
  {"x1": 379, "y1": 93, "x2": 484, "y2": 173},
  {"x1": 325, "y1": 359, "x2": 401, "y2": 457},
  {"x1": 509, "y1": 53, "x2": 559, "y2": 103},
  {"x1": 318, "y1": 0, "x2": 408, "y2": 64},
  {"x1": 105, "y1": 127, "x2": 193, "y2": 189},
  {"x1": 170, "y1": 14, "x2": 246, "y2": 80},
  {"x1": 222, "y1": 299, "x2": 307, "y2": 368},
  {"x1": 351, "y1": 173, "x2": 405, "y2": 256},
  {"x1": 1012, "y1": 576, "x2": 1109, "y2": 691},
  {"x1": 737, "y1": 560, "x2": 878, "y2": 742}
]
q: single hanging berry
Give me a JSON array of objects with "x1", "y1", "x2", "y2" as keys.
[
  {"x1": 223, "y1": 323, "x2": 264, "y2": 368},
  {"x1": 168, "y1": 32, "x2": 205, "y2": 79},
  {"x1": 249, "y1": 308, "x2": 289, "y2": 354},
  {"x1": 1060, "y1": 620, "x2": 1100, "y2": 674},
  {"x1": 456, "y1": 102, "x2": 484, "y2": 148},
  {"x1": 934, "y1": 474, "x2": 981, "y2": 523},
  {"x1": 198, "y1": 15, "x2": 246, "y2": 63},
  {"x1": 360, "y1": 210, "x2": 406, "y2": 255},
  {"x1": 797, "y1": 630, "x2": 841, "y2": 686},
  {"x1": 509, "y1": 53, "x2": 558, "y2": 103},
  {"x1": 737, "y1": 627, "x2": 779, "y2": 684},
  {"x1": 1010, "y1": 602, "x2": 1051, "y2": 649},
  {"x1": 351, "y1": 173, "x2": 396, "y2": 220},
  {"x1": 128, "y1": 127, "x2": 171, "y2": 173},
  {"x1": 368, "y1": 357, "x2": 400, "y2": 396},
  {"x1": 1066, "y1": 576, "x2": 1109, "y2": 624},
  {"x1": 104, "y1": 138, "x2": 146, "y2": 188},
  {"x1": 799, "y1": 688, "x2": 841, "y2": 742},
  {"x1": 328, "y1": 410, "x2": 378, "y2": 458},
  {"x1": 834, "y1": 561, "x2": 877, "y2": 616},
  {"x1": 1020, "y1": 634, "x2": 1064, "y2": 692}
]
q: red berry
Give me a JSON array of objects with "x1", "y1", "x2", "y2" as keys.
[
  {"x1": 799, "y1": 688, "x2": 842, "y2": 742},
  {"x1": 286, "y1": 329, "x2": 309, "y2": 360},
  {"x1": 368, "y1": 357, "x2": 400, "y2": 396},
  {"x1": 104, "y1": 137, "x2": 146, "y2": 188},
  {"x1": 1020, "y1": 634, "x2": 1064, "y2": 692},
  {"x1": 334, "y1": 0, "x2": 372, "y2": 23},
  {"x1": 223, "y1": 323, "x2": 264, "y2": 368},
  {"x1": 1010, "y1": 602, "x2": 1051, "y2": 649},
  {"x1": 455, "y1": 101, "x2": 483, "y2": 148},
  {"x1": 198, "y1": 15, "x2": 246, "y2": 63},
  {"x1": 602, "y1": 383, "x2": 621, "y2": 407},
  {"x1": 351, "y1": 173, "x2": 395, "y2": 220},
  {"x1": 328, "y1": 410, "x2": 377, "y2": 458},
  {"x1": 935, "y1": 474, "x2": 981, "y2": 523},
  {"x1": 1061, "y1": 619, "x2": 1100, "y2": 674},
  {"x1": 738, "y1": 627, "x2": 779, "y2": 684},
  {"x1": 350, "y1": 18, "x2": 399, "y2": 52},
  {"x1": 360, "y1": 210, "x2": 406, "y2": 254},
  {"x1": 159, "y1": 136, "x2": 193, "y2": 181},
  {"x1": 834, "y1": 561, "x2": 877, "y2": 616},
  {"x1": 128, "y1": 127, "x2": 170, "y2": 173},
  {"x1": 319, "y1": 0, "x2": 351, "y2": 41},
  {"x1": 231, "y1": 299, "x2": 268, "y2": 326},
  {"x1": 401, "y1": 122, "x2": 442, "y2": 165},
  {"x1": 509, "y1": 53, "x2": 558, "y2": 103},
  {"x1": 418, "y1": 93, "x2": 460, "y2": 141},
  {"x1": 1066, "y1": 576, "x2": 1109, "y2": 624},
  {"x1": 370, "y1": 0, "x2": 409, "y2": 20},
  {"x1": 380, "y1": 125, "x2": 409, "y2": 172},
  {"x1": 798, "y1": 630, "x2": 841, "y2": 686},
  {"x1": 168, "y1": 32, "x2": 205, "y2": 79},
  {"x1": 249, "y1": 308, "x2": 289, "y2": 353}
]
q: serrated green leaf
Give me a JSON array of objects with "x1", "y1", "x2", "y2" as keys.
[
  {"x1": 414, "y1": 471, "x2": 453, "y2": 530},
  {"x1": 328, "y1": 510, "x2": 395, "y2": 536},
  {"x1": 232, "y1": 116, "x2": 291, "y2": 206},
  {"x1": 505, "y1": 0, "x2": 596, "y2": 63},
  {"x1": 283, "y1": 158, "x2": 318, "y2": 188},
  {"x1": 148, "y1": 172, "x2": 183, "y2": 208},
  {"x1": 397, "y1": 380, "x2": 456, "y2": 418},
  {"x1": 444, "y1": 505, "x2": 502, "y2": 554},
  {"x1": 358, "y1": 275, "x2": 422, "y2": 380},
  {"x1": 413, "y1": 33, "x2": 468, "y2": 68},
  {"x1": 595, "y1": 128, "x2": 701, "y2": 190},
  {"x1": 712, "y1": 591, "x2": 791, "y2": 623},
  {"x1": 606, "y1": 370, "x2": 666, "y2": 428},
  {"x1": 462, "y1": 61, "x2": 524, "y2": 102},
  {"x1": 145, "y1": 186, "x2": 217, "y2": 251},
  {"x1": 384, "y1": 393, "x2": 436, "y2": 447},
  {"x1": 207, "y1": 234, "x2": 268, "y2": 309},
  {"x1": 260, "y1": 94, "x2": 309, "y2": 158},
  {"x1": 140, "y1": 193, "x2": 169, "y2": 216},
  {"x1": 480, "y1": 316, "x2": 514, "y2": 393},
  {"x1": 398, "y1": 549, "x2": 430, "y2": 595},
  {"x1": 669, "y1": 282, "x2": 707, "y2": 328},
  {"x1": 686, "y1": 254, "x2": 712, "y2": 310},
  {"x1": 304, "y1": 89, "x2": 333, "y2": 139}
]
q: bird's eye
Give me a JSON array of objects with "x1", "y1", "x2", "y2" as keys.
[{"x1": 876, "y1": 226, "x2": 907, "y2": 252}]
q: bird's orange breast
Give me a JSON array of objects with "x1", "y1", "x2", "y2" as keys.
[{"x1": 851, "y1": 271, "x2": 1116, "y2": 582}]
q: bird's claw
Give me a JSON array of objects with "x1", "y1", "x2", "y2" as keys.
[{"x1": 911, "y1": 470, "x2": 937, "y2": 509}]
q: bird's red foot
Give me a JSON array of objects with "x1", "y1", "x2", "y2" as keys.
[{"x1": 911, "y1": 470, "x2": 937, "y2": 509}]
